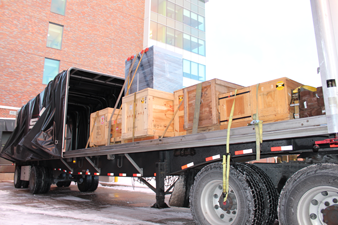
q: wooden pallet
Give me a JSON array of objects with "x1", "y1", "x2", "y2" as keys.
[
  {"x1": 121, "y1": 88, "x2": 174, "y2": 141},
  {"x1": 219, "y1": 77, "x2": 302, "y2": 128},
  {"x1": 89, "y1": 108, "x2": 122, "y2": 147}
]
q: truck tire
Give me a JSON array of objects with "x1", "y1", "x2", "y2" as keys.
[
  {"x1": 29, "y1": 166, "x2": 42, "y2": 194},
  {"x1": 87, "y1": 176, "x2": 99, "y2": 192},
  {"x1": 246, "y1": 163, "x2": 278, "y2": 224},
  {"x1": 278, "y1": 163, "x2": 338, "y2": 225},
  {"x1": 14, "y1": 164, "x2": 22, "y2": 188},
  {"x1": 77, "y1": 175, "x2": 92, "y2": 192},
  {"x1": 190, "y1": 163, "x2": 254, "y2": 225},
  {"x1": 233, "y1": 163, "x2": 271, "y2": 225},
  {"x1": 39, "y1": 167, "x2": 51, "y2": 194}
]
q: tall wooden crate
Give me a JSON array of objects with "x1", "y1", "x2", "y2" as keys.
[
  {"x1": 219, "y1": 77, "x2": 303, "y2": 128},
  {"x1": 121, "y1": 88, "x2": 174, "y2": 142},
  {"x1": 89, "y1": 108, "x2": 122, "y2": 147},
  {"x1": 174, "y1": 79, "x2": 243, "y2": 136}
]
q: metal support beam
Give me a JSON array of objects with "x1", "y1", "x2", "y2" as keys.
[
  {"x1": 60, "y1": 158, "x2": 73, "y2": 173},
  {"x1": 152, "y1": 162, "x2": 169, "y2": 209},
  {"x1": 85, "y1": 157, "x2": 100, "y2": 173},
  {"x1": 124, "y1": 153, "x2": 143, "y2": 175},
  {"x1": 139, "y1": 178, "x2": 156, "y2": 193}
]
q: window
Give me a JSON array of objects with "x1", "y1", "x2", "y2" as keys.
[
  {"x1": 183, "y1": 9, "x2": 190, "y2": 26},
  {"x1": 150, "y1": 21, "x2": 158, "y2": 40},
  {"x1": 198, "y1": 64, "x2": 206, "y2": 81},
  {"x1": 190, "y1": 12, "x2": 198, "y2": 29},
  {"x1": 47, "y1": 23, "x2": 63, "y2": 50},
  {"x1": 166, "y1": 27, "x2": 175, "y2": 46},
  {"x1": 191, "y1": 37, "x2": 198, "y2": 54},
  {"x1": 176, "y1": 5, "x2": 183, "y2": 22},
  {"x1": 183, "y1": 59, "x2": 191, "y2": 78},
  {"x1": 183, "y1": 34, "x2": 191, "y2": 51},
  {"x1": 51, "y1": 0, "x2": 67, "y2": 15},
  {"x1": 158, "y1": 0, "x2": 166, "y2": 16},
  {"x1": 182, "y1": 59, "x2": 206, "y2": 81},
  {"x1": 198, "y1": 15, "x2": 205, "y2": 31},
  {"x1": 198, "y1": 39, "x2": 205, "y2": 56},
  {"x1": 157, "y1": 23, "x2": 166, "y2": 43},
  {"x1": 151, "y1": 0, "x2": 158, "y2": 13},
  {"x1": 43, "y1": 58, "x2": 60, "y2": 84},
  {"x1": 175, "y1": 30, "x2": 183, "y2": 48},
  {"x1": 167, "y1": 1, "x2": 175, "y2": 19}
]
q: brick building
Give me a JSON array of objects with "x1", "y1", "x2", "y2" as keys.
[{"x1": 0, "y1": 0, "x2": 145, "y2": 121}]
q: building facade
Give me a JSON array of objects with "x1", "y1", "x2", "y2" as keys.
[
  {"x1": 0, "y1": 0, "x2": 145, "y2": 121},
  {"x1": 143, "y1": 0, "x2": 207, "y2": 87}
]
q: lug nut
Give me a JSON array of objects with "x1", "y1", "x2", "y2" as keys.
[
  {"x1": 214, "y1": 194, "x2": 218, "y2": 198},
  {"x1": 311, "y1": 199, "x2": 318, "y2": 205},
  {"x1": 220, "y1": 214, "x2": 224, "y2": 219},
  {"x1": 310, "y1": 213, "x2": 317, "y2": 220},
  {"x1": 322, "y1": 191, "x2": 328, "y2": 196}
]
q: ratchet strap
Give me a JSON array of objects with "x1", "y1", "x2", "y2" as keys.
[
  {"x1": 253, "y1": 83, "x2": 262, "y2": 160},
  {"x1": 223, "y1": 89, "x2": 237, "y2": 202}
]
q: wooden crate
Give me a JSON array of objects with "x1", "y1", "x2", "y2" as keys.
[
  {"x1": 89, "y1": 108, "x2": 122, "y2": 147},
  {"x1": 173, "y1": 89, "x2": 186, "y2": 136},
  {"x1": 121, "y1": 88, "x2": 174, "y2": 141},
  {"x1": 179, "y1": 79, "x2": 243, "y2": 132},
  {"x1": 219, "y1": 77, "x2": 302, "y2": 128}
]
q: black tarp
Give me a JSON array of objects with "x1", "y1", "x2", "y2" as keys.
[
  {"x1": 0, "y1": 68, "x2": 125, "y2": 163},
  {"x1": 0, "y1": 71, "x2": 68, "y2": 162}
]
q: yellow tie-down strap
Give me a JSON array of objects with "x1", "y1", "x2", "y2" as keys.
[{"x1": 223, "y1": 89, "x2": 237, "y2": 202}]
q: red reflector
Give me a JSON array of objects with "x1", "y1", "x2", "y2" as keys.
[
  {"x1": 133, "y1": 174, "x2": 141, "y2": 177},
  {"x1": 119, "y1": 173, "x2": 126, "y2": 177},
  {"x1": 78, "y1": 172, "x2": 82, "y2": 175},
  {"x1": 94, "y1": 172, "x2": 100, "y2": 176},
  {"x1": 107, "y1": 173, "x2": 114, "y2": 176},
  {"x1": 205, "y1": 156, "x2": 213, "y2": 161},
  {"x1": 330, "y1": 144, "x2": 338, "y2": 148},
  {"x1": 154, "y1": 173, "x2": 156, "y2": 177}
]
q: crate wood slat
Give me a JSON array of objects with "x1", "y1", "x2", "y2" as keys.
[
  {"x1": 219, "y1": 77, "x2": 303, "y2": 129},
  {"x1": 89, "y1": 108, "x2": 122, "y2": 147},
  {"x1": 121, "y1": 88, "x2": 174, "y2": 141},
  {"x1": 183, "y1": 79, "x2": 244, "y2": 130}
]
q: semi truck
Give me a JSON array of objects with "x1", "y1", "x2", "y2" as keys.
[{"x1": 1, "y1": 0, "x2": 338, "y2": 224}]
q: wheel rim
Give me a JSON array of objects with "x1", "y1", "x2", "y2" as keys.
[
  {"x1": 297, "y1": 186, "x2": 338, "y2": 225},
  {"x1": 200, "y1": 180, "x2": 238, "y2": 225}
]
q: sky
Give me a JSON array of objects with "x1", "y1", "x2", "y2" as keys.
[{"x1": 205, "y1": 0, "x2": 322, "y2": 87}]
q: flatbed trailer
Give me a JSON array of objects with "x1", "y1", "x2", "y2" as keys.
[{"x1": 2, "y1": 1, "x2": 338, "y2": 224}]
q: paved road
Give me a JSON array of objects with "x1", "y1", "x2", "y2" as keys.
[{"x1": 0, "y1": 181, "x2": 194, "y2": 225}]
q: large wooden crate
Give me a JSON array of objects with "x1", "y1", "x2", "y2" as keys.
[
  {"x1": 173, "y1": 79, "x2": 243, "y2": 136},
  {"x1": 219, "y1": 77, "x2": 302, "y2": 128},
  {"x1": 89, "y1": 108, "x2": 122, "y2": 147},
  {"x1": 121, "y1": 88, "x2": 174, "y2": 141}
]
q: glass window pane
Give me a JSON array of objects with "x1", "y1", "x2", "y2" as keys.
[
  {"x1": 191, "y1": 37, "x2": 198, "y2": 54},
  {"x1": 198, "y1": 39, "x2": 205, "y2": 56},
  {"x1": 150, "y1": 21, "x2": 158, "y2": 40},
  {"x1": 176, "y1": 5, "x2": 183, "y2": 22},
  {"x1": 47, "y1": 23, "x2": 63, "y2": 50},
  {"x1": 43, "y1": 58, "x2": 60, "y2": 84},
  {"x1": 183, "y1": 34, "x2": 191, "y2": 51},
  {"x1": 157, "y1": 23, "x2": 166, "y2": 43},
  {"x1": 198, "y1": 64, "x2": 206, "y2": 81},
  {"x1": 198, "y1": 6, "x2": 205, "y2": 16},
  {"x1": 183, "y1": 59, "x2": 190, "y2": 78},
  {"x1": 183, "y1": 9, "x2": 190, "y2": 26},
  {"x1": 191, "y1": 12, "x2": 198, "y2": 29},
  {"x1": 191, "y1": 62, "x2": 198, "y2": 80},
  {"x1": 151, "y1": 0, "x2": 158, "y2": 12},
  {"x1": 198, "y1": 15, "x2": 205, "y2": 31},
  {"x1": 191, "y1": 0, "x2": 198, "y2": 4},
  {"x1": 198, "y1": 0, "x2": 205, "y2": 8},
  {"x1": 175, "y1": 30, "x2": 183, "y2": 48},
  {"x1": 158, "y1": 0, "x2": 166, "y2": 16},
  {"x1": 184, "y1": 0, "x2": 190, "y2": 10},
  {"x1": 167, "y1": 1, "x2": 175, "y2": 19},
  {"x1": 51, "y1": 0, "x2": 66, "y2": 15},
  {"x1": 166, "y1": 27, "x2": 175, "y2": 46},
  {"x1": 176, "y1": 0, "x2": 183, "y2": 7},
  {"x1": 191, "y1": 27, "x2": 199, "y2": 37},
  {"x1": 191, "y1": 3, "x2": 198, "y2": 13}
]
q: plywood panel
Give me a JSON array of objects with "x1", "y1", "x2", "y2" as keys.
[{"x1": 121, "y1": 88, "x2": 174, "y2": 140}]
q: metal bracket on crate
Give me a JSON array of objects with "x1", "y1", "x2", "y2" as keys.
[
  {"x1": 85, "y1": 157, "x2": 100, "y2": 173},
  {"x1": 124, "y1": 153, "x2": 143, "y2": 176},
  {"x1": 60, "y1": 158, "x2": 74, "y2": 174}
]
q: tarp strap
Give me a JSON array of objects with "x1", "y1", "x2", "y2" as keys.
[
  {"x1": 253, "y1": 83, "x2": 262, "y2": 160},
  {"x1": 160, "y1": 97, "x2": 184, "y2": 139},
  {"x1": 107, "y1": 51, "x2": 145, "y2": 145},
  {"x1": 192, "y1": 83, "x2": 202, "y2": 134},
  {"x1": 132, "y1": 93, "x2": 137, "y2": 143},
  {"x1": 223, "y1": 89, "x2": 237, "y2": 202}
]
